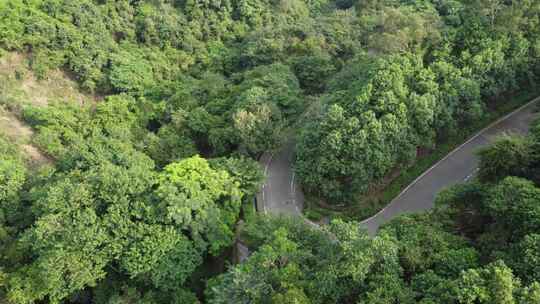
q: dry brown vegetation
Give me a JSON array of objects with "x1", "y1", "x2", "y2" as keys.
[{"x1": 0, "y1": 52, "x2": 95, "y2": 166}]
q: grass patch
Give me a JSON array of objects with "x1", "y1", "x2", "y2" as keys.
[
  {"x1": 0, "y1": 52, "x2": 96, "y2": 112},
  {"x1": 242, "y1": 199, "x2": 258, "y2": 222},
  {"x1": 0, "y1": 52, "x2": 96, "y2": 167},
  {"x1": 304, "y1": 208, "x2": 324, "y2": 222},
  {"x1": 303, "y1": 87, "x2": 540, "y2": 221}
]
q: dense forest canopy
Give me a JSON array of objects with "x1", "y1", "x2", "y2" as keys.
[
  {"x1": 0, "y1": 0, "x2": 540, "y2": 303},
  {"x1": 296, "y1": 0, "x2": 540, "y2": 204},
  {"x1": 208, "y1": 117, "x2": 540, "y2": 303}
]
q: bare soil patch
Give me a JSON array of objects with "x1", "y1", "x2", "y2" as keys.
[
  {"x1": 0, "y1": 110, "x2": 33, "y2": 140},
  {"x1": 0, "y1": 52, "x2": 96, "y2": 108},
  {"x1": 0, "y1": 52, "x2": 96, "y2": 166},
  {"x1": 0, "y1": 108, "x2": 51, "y2": 166}
]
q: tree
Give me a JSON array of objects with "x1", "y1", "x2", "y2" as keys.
[
  {"x1": 485, "y1": 177, "x2": 540, "y2": 238},
  {"x1": 119, "y1": 224, "x2": 201, "y2": 290},
  {"x1": 144, "y1": 125, "x2": 198, "y2": 167},
  {"x1": 430, "y1": 60, "x2": 483, "y2": 134},
  {"x1": 4, "y1": 0, "x2": 540, "y2": 302},
  {"x1": 271, "y1": 288, "x2": 311, "y2": 304},
  {"x1": 233, "y1": 102, "x2": 283, "y2": 155},
  {"x1": 291, "y1": 54, "x2": 336, "y2": 93},
  {"x1": 295, "y1": 104, "x2": 362, "y2": 203},
  {"x1": 156, "y1": 155, "x2": 243, "y2": 254},
  {"x1": 478, "y1": 135, "x2": 534, "y2": 183},
  {"x1": 207, "y1": 227, "x2": 308, "y2": 304},
  {"x1": 511, "y1": 234, "x2": 540, "y2": 284},
  {"x1": 517, "y1": 282, "x2": 540, "y2": 304},
  {"x1": 0, "y1": 135, "x2": 26, "y2": 212},
  {"x1": 207, "y1": 216, "x2": 403, "y2": 303},
  {"x1": 6, "y1": 180, "x2": 112, "y2": 303},
  {"x1": 109, "y1": 44, "x2": 156, "y2": 94},
  {"x1": 456, "y1": 261, "x2": 519, "y2": 304},
  {"x1": 473, "y1": 0, "x2": 504, "y2": 29},
  {"x1": 382, "y1": 214, "x2": 479, "y2": 278},
  {"x1": 236, "y1": 63, "x2": 303, "y2": 117},
  {"x1": 358, "y1": 5, "x2": 442, "y2": 54},
  {"x1": 296, "y1": 54, "x2": 433, "y2": 205},
  {"x1": 209, "y1": 156, "x2": 264, "y2": 197}
]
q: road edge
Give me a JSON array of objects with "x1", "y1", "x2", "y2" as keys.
[{"x1": 360, "y1": 95, "x2": 540, "y2": 225}]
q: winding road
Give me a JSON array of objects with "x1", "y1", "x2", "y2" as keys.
[
  {"x1": 257, "y1": 140, "x2": 304, "y2": 216},
  {"x1": 258, "y1": 97, "x2": 540, "y2": 234}
]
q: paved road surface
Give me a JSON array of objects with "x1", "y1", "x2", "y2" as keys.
[
  {"x1": 361, "y1": 97, "x2": 539, "y2": 234},
  {"x1": 258, "y1": 140, "x2": 304, "y2": 216},
  {"x1": 258, "y1": 97, "x2": 539, "y2": 234}
]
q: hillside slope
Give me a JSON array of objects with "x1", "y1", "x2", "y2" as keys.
[{"x1": 0, "y1": 52, "x2": 95, "y2": 166}]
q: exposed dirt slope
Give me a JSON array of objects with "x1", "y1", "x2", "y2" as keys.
[{"x1": 0, "y1": 52, "x2": 95, "y2": 166}]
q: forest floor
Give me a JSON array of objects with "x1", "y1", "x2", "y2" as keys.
[{"x1": 0, "y1": 52, "x2": 95, "y2": 167}]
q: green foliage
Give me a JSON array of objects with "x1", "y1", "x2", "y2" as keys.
[
  {"x1": 358, "y1": 4, "x2": 442, "y2": 54},
  {"x1": 296, "y1": 0, "x2": 540, "y2": 205},
  {"x1": 120, "y1": 224, "x2": 201, "y2": 290},
  {"x1": 454, "y1": 260, "x2": 540, "y2": 304},
  {"x1": 233, "y1": 103, "x2": 283, "y2": 155},
  {"x1": 144, "y1": 125, "x2": 198, "y2": 167},
  {"x1": 297, "y1": 54, "x2": 435, "y2": 203},
  {"x1": 382, "y1": 214, "x2": 479, "y2": 278},
  {"x1": 108, "y1": 44, "x2": 156, "y2": 94},
  {"x1": 292, "y1": 54, "x2": 336, "y2": 93},
  {"x1": 2, "y1": 0, "x2": 540, "y2": 302},
  {"x1": 209, "y1": 156, "x2": 264, "y2": 197},
  {"x1": 210, "y1": 215, "x2": 407, "y2": 303},
  {"x1": 478, "y1": 135, "x2": 534, "y2": 183},
  {"x1": 512, "y1": 234, "x2": 540, "y2": 284},
  {"x1": 1, "y1": 96, "x2": 248, "y2": 303},
  {"x1": 0, "y1": 136, "x2": 26, "y2": 205},
  {"x1": 215, "y1": 120, "x2": 540, "y2": 303},
  {"x1": 486, "y1": 176, "x2": 540, "y2": 239},
  {"x1": 157, "y1": 155, "x2": 243, "y2": 255},
  {"x1": 236, "y1": 63, "x2": 303, "y2": 117}
]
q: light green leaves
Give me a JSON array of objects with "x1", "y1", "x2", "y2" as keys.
[{"x1": 157, "y1": 155, "x2": 243, "y2": 254}]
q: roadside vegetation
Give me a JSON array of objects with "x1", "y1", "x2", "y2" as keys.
[
  {"x1": 0, "y1": 0, "x2": 540, "y2": 303},
  {"x1": 210, "y1": 116, "x2": 540, "y2": 303},
  {"x1": 304, "y1": 89, "x2": 540, "y2": 221},
  {"x1": 296, "y1": 0, "x2": 540, "y2": 209}
]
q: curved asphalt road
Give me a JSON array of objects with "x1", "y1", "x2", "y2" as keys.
[
  {"x1": 258, "y1": 140, "x2": 304, "y2": 216},
  {"x1": 258, "y1": 97, "x2": 540, "y2": 234}
]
